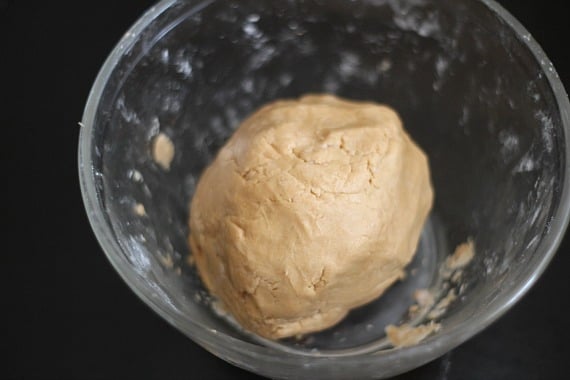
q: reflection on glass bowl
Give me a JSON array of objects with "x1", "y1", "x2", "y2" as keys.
[{"x1": 79, "y1": 0, "x2": 570, "y2": 378}]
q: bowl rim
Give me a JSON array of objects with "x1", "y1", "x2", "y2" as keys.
[{"x1": 78, "y1": 0, "x2": 570, "y2": 372}]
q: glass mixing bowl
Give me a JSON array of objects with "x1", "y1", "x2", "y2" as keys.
[{"x1": 78, "y1": 0, "x2": 570, "y2": 378}]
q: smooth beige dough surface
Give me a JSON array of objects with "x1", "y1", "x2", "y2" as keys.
[{"x1": 189, "y1": 94, "x2": 433, "y2": 339}]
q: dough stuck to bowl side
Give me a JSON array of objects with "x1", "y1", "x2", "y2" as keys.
[{"x1": 189, "y1": 94, "x2": 433, "y2": 339}]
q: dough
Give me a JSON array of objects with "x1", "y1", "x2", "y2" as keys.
[
  {"x1": 385, "y1": 322, "x2": 441, "y2": 348},
  {"x1": 189, "y1": 94, "x2": 433, "y2": 339},
  {"x1": 152, "y1": 132, "x2": 175, "y2": 170}
]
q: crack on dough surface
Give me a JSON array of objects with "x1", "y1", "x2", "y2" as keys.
[{"x1": 189, "y1": 94, "x2": 433, "y2": 339}]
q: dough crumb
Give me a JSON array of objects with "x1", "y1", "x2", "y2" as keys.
[
  {"x1": 152, "y1": 132, "x2": 175, "y2": 170},
  {"x1": 413, "y1": 289, "x2": 434, "y2": 308},
  {"x1": 408, "y1": 304, "x2": 420, "y2": 315},
  {"x1": 451, "y1": 270, "x2": 463, "y2": 284},
  {"x1": 427, "y1": 289, "x2": 457, "y2": 320},
  {"x1": 133, "y1": 203, "x2": 146, "y2": 216},
  {"x1": 378, "y1": 59, "x2": 392, "y2": 72},
  {"x1": 385, "y1": 322, "x2": 441, "y2": 348},
  {"x1": 186, "y1": 254, "x2": 195, "y2": 267},
  {"x1": 408, "y1": 289, "x2": 435, "y2": 317},
  {"x1": 158, "y1": 254, "x2": 174, "y2": 269},
  {"x1": 408, "y1": 238, "x2": 474, "y2": 324},
  {"x1": 446, "y1": 239, "x2": 475, "y2": 270}
]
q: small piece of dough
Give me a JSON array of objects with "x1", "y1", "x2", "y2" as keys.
[
  {"x1": 386, "y1": 322, "x2": 441, "y2": 348},
  {"x1": 446, "y1": 239, "x2": 475, "y2": 270},
  {"x1": 427, "y1": 289, "x2": 457, "y2": 320},
  {"x1": 133, "y1": 203, "x2": 146, "y2": 216},
  {"x1": 152, "y1": 133, "x2": 175, "y2": 170},
  {"x1": 414, "y1": 289, "x2": 434, "y2": 308},
  {"x1": 189, "y1": 94, "x2": 433, "y2": 339}
]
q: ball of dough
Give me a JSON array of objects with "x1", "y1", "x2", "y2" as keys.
[{"x1": 189, "y1": 95, "x2": 433, "y2": 339}]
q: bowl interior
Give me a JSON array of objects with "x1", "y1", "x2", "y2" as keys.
[{"x1": 81, "y1": 0, "x2": 567, "y2": 376}]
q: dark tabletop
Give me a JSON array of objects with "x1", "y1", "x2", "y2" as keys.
[{"x1": 5, "y1": 0, "x2": 570, "y2": 379}]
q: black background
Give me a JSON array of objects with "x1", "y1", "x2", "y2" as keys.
[{"x1": 4, "y1": 1, "x2": 570, "y2": 379}]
